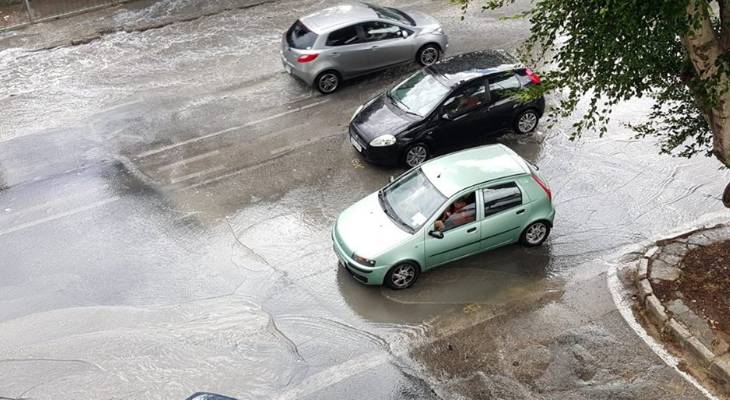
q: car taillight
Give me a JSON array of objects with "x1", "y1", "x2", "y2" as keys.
[
  {"x1": 297, "y1": 53, "x2": 318, "y2": 63},
  {"x1": 532, "y1": 174, "x2": 552, "y2": 201},
  {"x1": 525, "y1": 68, "x2": 541, "y2": 84}
]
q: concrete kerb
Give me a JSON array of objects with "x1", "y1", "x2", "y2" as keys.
[{"x1": 632, "y1": 223, "x2": 730, "y2": 394}]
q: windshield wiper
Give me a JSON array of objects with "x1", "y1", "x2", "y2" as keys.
[
  {"x1": 378, "y1": 189, "x2": 414, "y2": 233},
  {"x1": 387, "y1": 92, "x2": 420, "y2": 117}
]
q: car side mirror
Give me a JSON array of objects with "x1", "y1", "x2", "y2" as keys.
[
  {"x1": 428, "y1": 230, "x2": 444, "y2": 239},
  {"x1": 400, "y1": 30, "x2": 408, "y2": 38},
  {"x1": 389, "y1": 175, "x2": 395, "y2": 183},
  {"x1": 441, "y1": 113, "x2": 451, "y2": 121}
]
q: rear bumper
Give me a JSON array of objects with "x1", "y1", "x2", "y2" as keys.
[{"x1": 281, "y1": 54, "x2": 316, "y2": 85}]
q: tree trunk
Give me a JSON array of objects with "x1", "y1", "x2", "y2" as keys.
[{"x1": 682, "y1": 0, "x2": 730, "y2": 207}]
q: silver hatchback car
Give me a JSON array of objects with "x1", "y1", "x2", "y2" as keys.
[{"x1": 281, "y1": 2, "x2": 448, "y2": 94}]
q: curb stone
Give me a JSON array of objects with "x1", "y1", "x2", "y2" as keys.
[
  {"x1": 710, "y1": 354, "x2": 730, "y2": 391},
  {"x1": 632, "y1": 223, "x2": 730, "y2": 396}
]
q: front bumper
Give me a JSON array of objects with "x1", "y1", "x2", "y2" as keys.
[
  {"x1": 331, "y1": 226, "x2": 388, "y2": 285},
  {"x1": 347, "y1": 126, "x2": 402, "y2": 166}
]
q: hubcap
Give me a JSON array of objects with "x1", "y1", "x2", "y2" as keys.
[
  {"x1": 319, "y1": 73, "x2": 338, "y2": 93},
  {"x1": 518, "y1": 112, "x2": 537, "y2": 133},
  {"x1": 525, "y1": 223, "x2": 547, "y2": 245},
  {"x1": 406, "y1": 145, "x2": 427, "y2": 167},
  {"x1": 420, "y1": 47, "x2": 439, "y2": 65},
  {"x1": 391, "y1": 264, "x2": 416, "y2": 288}
]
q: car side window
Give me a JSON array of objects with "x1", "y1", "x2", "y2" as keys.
[
  {"x1": 434, "y1": 192, "x2": 477, "y2": 232},
  {"x1": 326, "y1": 25, "x2": 361, "y2": 46},
  {"x1": 488, "y1": 73, "x2": 521, "y2": 103},
  {"x1": 441, "y1": 80, "x2": 488, "y2": 118},
  {"x1": 483, "y1": 182, "x2": 522, "y2": 216},
  {"x1": 362, "y1": 21, "x2": 402, "y2": 42}
]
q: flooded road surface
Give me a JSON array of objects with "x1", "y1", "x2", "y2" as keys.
[{"x1": 1, "y1": 0, "x2": 728, "y2": 399}]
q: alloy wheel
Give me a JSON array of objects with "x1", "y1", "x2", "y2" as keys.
[
  {"x1": 420, "y1": 47, "x2": 439, "y2": 66},
  {"x1": 525, "y1": 222, "x2": 547, "y2": 245},
  {"x1": 390, "y1": 264, "x2": 416, "y2": 288},
  {"x1": 405, "y1": 145, "x2": 428, "y2": 167},
  {"x1": 518, "y1": 111, "x2": 538, "y2": 133},
  {"x1": 318, "y1": 73, "x2": 339, "y2": 93}
]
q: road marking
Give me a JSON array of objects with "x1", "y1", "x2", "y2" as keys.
[
  {"x1": 0, "y1": 188, "x2": 104, "y2": 220},
  {"x1": 168, "y1": 165, "x2": 226, "y2": 184},
  {"x1": 135, "y1": 99, "x2": 330, "y2": 158},
  {"x1": 0, "y1": 197, "x2": 120, "y2": 238},
  {"x1": 273, "y1": 352, "x2": 389, "y2": 400},
  {"x1": 156, "y1": 150, "x2": 220, "y2": 172}
]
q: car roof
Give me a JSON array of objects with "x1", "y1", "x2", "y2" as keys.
[
  {"x1": 427, "y1": 50, "x2": 522, "y2": 87},
  {"x1": 299, "y1": 2, "x2": 377, "y2": 34},
  {"x1": 421, "y1": 144, "x2": 531, "y2": 197}
]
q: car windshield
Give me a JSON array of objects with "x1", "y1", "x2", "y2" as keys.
[
  {"x1": 364, "y1": 3, "x2": 415, "y2": 26},
  {"x1": 380, "y1": 168, "x2": 446, "y2": 232},
  {"x1": 389, "y1": 70, "x2": 451, "y2": 117}
]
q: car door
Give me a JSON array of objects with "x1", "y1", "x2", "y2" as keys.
[
  {"x1": 479, "y1": 181, "x2": 531, "y2": 250},
  {"x1": 483, "y1": 72, "x2": 523, "y2": 132},
  {"x1": 361, "y1": 21, "x2": 415, "y2": 68},
  {"x1": 429, "y1": 79, "x2": 490, "y2": 151},
  {"x1": 424, "y1": 191, "x2": 481, "y2": 268},
  {"x1": 323, "y1": 24, "x2": 372, "y2": 75}
]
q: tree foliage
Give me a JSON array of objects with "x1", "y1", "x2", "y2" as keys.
[{"x1": 456, "y1": 0, "x2": 726, "y2": 162}]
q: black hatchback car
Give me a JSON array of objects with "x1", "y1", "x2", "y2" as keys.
[{"x1": 348, "y1": 50, "x2": 545, "y2": 167}]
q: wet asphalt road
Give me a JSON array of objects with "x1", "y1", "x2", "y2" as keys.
[{"x1": 1, "y1": 0, "x2": 729, "y2": 399}]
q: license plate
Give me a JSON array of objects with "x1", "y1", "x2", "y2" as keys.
[{"x1": 350, "y1": 136, "x2": 362, "y2": 152}]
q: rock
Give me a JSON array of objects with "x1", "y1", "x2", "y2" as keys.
[{"x1": 649, "y1": 260, "x2": 681, "y2": 281}]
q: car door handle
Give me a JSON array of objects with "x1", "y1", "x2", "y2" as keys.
[
  {"x1": 516, "y1": 209, "x2": 525, "y2": 215},
  {"x1": 467, "y1": 227, "x2": 478, "y2": 233}
]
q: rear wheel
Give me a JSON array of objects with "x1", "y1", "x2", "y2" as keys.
[
  {"x1": 520, "y1": 221, "x2": 550, "y2": 247},
  {"x1": 315, "y1": 70, "x2": 340, "y2": 94},
  {"x1": 385, "y1": 262, "x2": 421, "y2": 290},
  {"x1": 514, "y1": 109, "x2": 539, "y2": 134},
  {"x1": 416, "y1": 44, "x2": 440, "y2": 66},
  {"x1": 403, "y1": 143, "x2": 429, "y2": 167}
]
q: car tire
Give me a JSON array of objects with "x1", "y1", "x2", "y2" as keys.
[
  {"x1": 520, "y1": 220, "x2": 551, "y2": 247},
  {"x1": 315, "y1": 70, "x2": 341, "y2": 94},
  {"x1": 514, "y1": 109, "x2": 539, "y2": 134},
  {"x1": 416, "y1": 44, "x2": 441, "y2": 66},
  {"x1": 385, "y1": 262, "x2": 421, "y2": 290},
  {"x1": 403, "y1": 142, "x2": 429, "y2": 167}
]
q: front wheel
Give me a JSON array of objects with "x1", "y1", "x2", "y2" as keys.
[
  {"x1": 385, "y1": 262, "x2": 421, "y2": 290},
  {"x1": 416, "y1": 44, "x2": 440, "y2": 66},
  {"x1": 315, "y1": 71, "x2": 340, "y2": 94},
  {"x1": 514, "y1": 109, "x2": 539, "y2": 134},
  {"x1": 520, "y1": 221, "x2": 551, "y2": 247},
  {"x1": 403, "y1": 143, "x2": 429, "y2": 167}
]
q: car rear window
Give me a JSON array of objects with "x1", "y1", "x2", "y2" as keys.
[{"x1": 287, "y1": 20, "x2": 318, "y2": 49}]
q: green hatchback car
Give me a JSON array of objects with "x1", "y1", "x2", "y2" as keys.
[{"x1": 332, "y1": 144, "x2": 555, "y2": 289}]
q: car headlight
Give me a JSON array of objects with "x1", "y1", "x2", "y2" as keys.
[
  {"x1": 352, "y1": 253, "x2": 376, "y2": 266},
  {"x1": 350, "y1": 105, "x2": 364, "y2": 122},
  {"x1": 370, "y1": 134, "x2": 396, "y2": 147}
]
